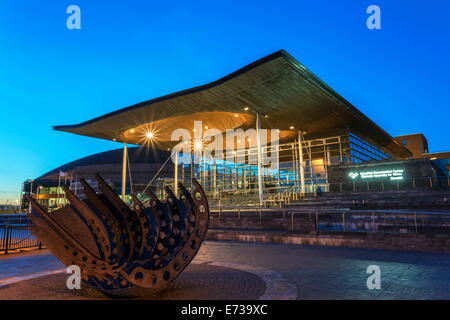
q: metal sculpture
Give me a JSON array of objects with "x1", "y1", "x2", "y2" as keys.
[{"x1": 27, "y1": 174, "x2": 209, "y2": 295}]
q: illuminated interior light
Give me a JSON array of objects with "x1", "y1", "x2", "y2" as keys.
[
  {"x1": 145, "y1": 132, "x2": 154, "y2": 139},
  {"x1": 194, "y1": 140, "x2": 203, "y2": 151},
  {"x1": 244, "y1": 107, "x2": 249, "y2": 111},
  {"x1": 289, "y1": 126, "x2": 295, "y2": 130},
  {"x1": 130, "y1": 129, "x2": 135, "y2": 133}
]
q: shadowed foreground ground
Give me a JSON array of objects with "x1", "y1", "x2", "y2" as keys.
[{"x1": 1, "y1": 240, "x2": 450, "y2": 299}]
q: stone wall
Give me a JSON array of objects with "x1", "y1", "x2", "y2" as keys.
[
  {"x1": 206, "y1": 229, "x2": 450, "y2": 253},
  {"x1": 208, "y1": 211, "x2": 450, "y2": 253},
  {"x1": 209, "y1": 211, "x2": 316, "y2": 233}
]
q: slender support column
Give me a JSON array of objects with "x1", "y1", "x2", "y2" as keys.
[
  {"x1": 121, "y1": 143, "x2": 128, "y2": 200},
  {"x1": 174, "y1": 151, "x2": 179, "y2": 197},
  {"x1": 28, "y1": 180, "x2": 34, "y2": 213},
  {"x1": 19, "y1": 182, "x2": 24, "y2": 211},
  {"x1": 36, "y1": 187, "x2": 40, "y2": 206},
  {"x1": 298, "y1": 132, "x2": 305, "y2": 196},
  {"x1": 213, "y1": 159, "x2": 217, "y2": 196},
  {"x1": 256, "y1": 113, "x2": 264, "y2": 206}
]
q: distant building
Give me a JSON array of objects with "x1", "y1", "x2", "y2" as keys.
[
  {"x1": 395, "y1": 134, "x2": 429, "y2": 157},
  {"x1": 395, "y1": 133, "x2": 450, "y2": 173},
  {"x1": 22, "y1": 147, "x2": 172, "y2": 211}
]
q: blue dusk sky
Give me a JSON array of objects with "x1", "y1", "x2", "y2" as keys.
[{"x1": 0, "y1": 0, "x2": 449, "y2": 203}]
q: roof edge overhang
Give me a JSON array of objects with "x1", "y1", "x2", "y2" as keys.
[{"x1": 53, "y1": 49, "x2": 412, "y2": 159}]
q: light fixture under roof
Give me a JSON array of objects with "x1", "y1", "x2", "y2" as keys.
[
  {"x1": 145, "y1": 131, "x2": 154, "y2": 139},
  {"x1": 194, "y1": 140, "x2": 203, "y2": 151}
]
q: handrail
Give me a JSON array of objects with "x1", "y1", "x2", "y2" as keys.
[{"x1": 210, "y1": 206, "x2": 450, "y2": 216}]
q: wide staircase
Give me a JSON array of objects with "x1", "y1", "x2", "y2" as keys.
[{"x1": 283, "y1": 189, "x2": 450, "y2": 211}]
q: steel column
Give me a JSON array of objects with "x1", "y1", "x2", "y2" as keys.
[
  {"x1": 256, "y1": 113, "x2": 264, "y2": 206},
  {"x1": 298, "y1": 132, "x2": 305, "y2": 195},
  {"x1": 121, "y1": 143, "x2": 128, "y2": 199}
]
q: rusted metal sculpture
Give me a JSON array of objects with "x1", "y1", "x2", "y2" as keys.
[{"x1": 28, "y1": 174, "x2": 209, "y2": 295}]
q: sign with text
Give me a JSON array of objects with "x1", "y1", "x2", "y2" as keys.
[{"x1": 348, "y1": 169, "x2": 404, "y2": 181}]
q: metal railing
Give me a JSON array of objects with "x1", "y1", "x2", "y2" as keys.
[
  {"x1": 0, "y1": 225, "x2": 43, "y2": 254},
  {"x1": 304, "y1": 210, "x2": 450, "y2": 234},
  {"x1": 210, "y1": 207, "x2": 450, "y2": 236},
  {"x1": 329, "y1": 176, "x2": 450, "y2": 193},
  {"x1": 0, "y1": 213, "x2": 29, "y2": 226}
]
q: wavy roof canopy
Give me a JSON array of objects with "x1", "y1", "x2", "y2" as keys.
[{"x1": 54, "y1": 50, "x2": 411, "y2": 158}]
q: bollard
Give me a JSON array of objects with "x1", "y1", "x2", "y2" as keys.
[
  {"x1": 291, "y1": 213, "x2": 294, "y2": 231},
  {"x1": 342, "y1": 213, "x2": 346, "y2": 232}
]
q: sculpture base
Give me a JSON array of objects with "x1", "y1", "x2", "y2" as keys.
[{"x1": 0, "y1": 262, "x2": 266, "y2": 300}]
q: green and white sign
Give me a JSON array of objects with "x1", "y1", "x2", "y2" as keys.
[{"x1": 348, "y1": 169, "x2": 404, "y2": 181}]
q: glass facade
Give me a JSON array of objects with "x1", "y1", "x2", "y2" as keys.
[
  {"x1": 154, "y1": 132, "x2": 395, "y2": 205},
  {"x1": 26, "y1": 132, "x2": 398, "y2": 209},
  {"x1": 348, "y1": 132, "x2": 391, "y2": 163}
]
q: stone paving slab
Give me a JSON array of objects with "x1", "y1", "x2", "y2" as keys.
[
  {"x1": 0, "y1": 250, "x2": 64, "y2": 280},
  {"x1": 1, "y1": 240, "x2": 450, "y2": 299},
  {"x1": 0, "y1": 262, "x2": 267, "y2": 300},
  {"x1": 196, "y1": 241, "x2": 450, "y2": 299}
]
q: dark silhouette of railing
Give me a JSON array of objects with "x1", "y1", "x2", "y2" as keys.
[
  {"x1": 210, "y1": 207, "x2": 450, "y2": 236},
  {"x1": 0, "y1": 225, "x2": 43, "y2": 254}
]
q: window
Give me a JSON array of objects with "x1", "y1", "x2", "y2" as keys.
[{"x1": 401, "y1": 139, "x2": 407, "y2": 146}]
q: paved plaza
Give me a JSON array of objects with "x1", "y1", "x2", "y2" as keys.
[{"x1": 1, "y1": 241, "x2": 450, "y2": 299}]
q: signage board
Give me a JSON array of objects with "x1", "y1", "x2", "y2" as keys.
[{"x1": 348, "y1": 169, "x2": 404, "y2": 181}]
